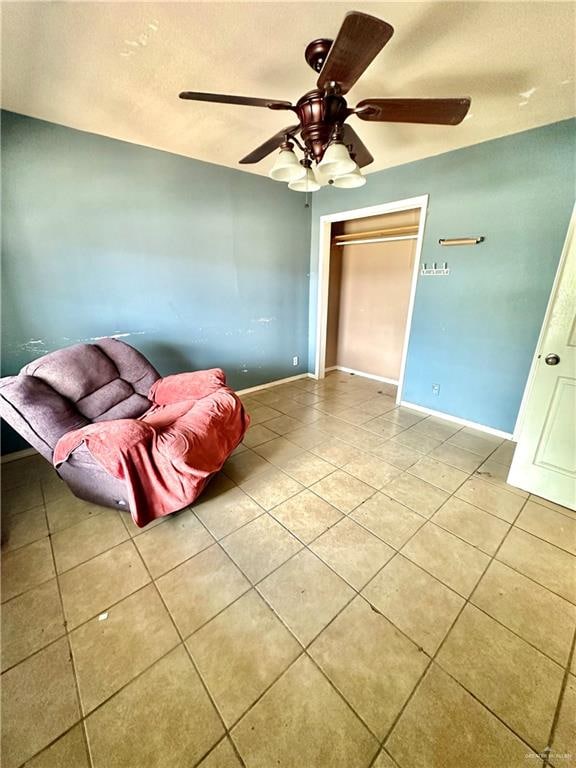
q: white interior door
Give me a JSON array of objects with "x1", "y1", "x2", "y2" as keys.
[{"x1": 508, "y1": 204, "x2": 576, "y2": 510}]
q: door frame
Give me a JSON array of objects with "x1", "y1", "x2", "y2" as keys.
[{"x1": 313, "y1": 194, "x2": 429, "y2": 405}]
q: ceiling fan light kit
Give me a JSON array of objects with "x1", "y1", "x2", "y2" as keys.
[
  {"x1": 317, "y1": 139, "x2": 357, "y2": 178},
  {"x1": 179, "y1": 10, "x2": 471, "y2": 194},
  {"x1": 268, "y1": 143, "x2": 307, "y2": 183},
  {"x1": 288, "y1": 163, "x2": 321, "y2": 193},
  {"x1": 331, "y1": 166, "x2": 366, "y2": 188}
]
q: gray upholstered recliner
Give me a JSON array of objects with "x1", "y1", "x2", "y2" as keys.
[{"x1": 0, "y1": 338, "x2": 160, "y2": 510}]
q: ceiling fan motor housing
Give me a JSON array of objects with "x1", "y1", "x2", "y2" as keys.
[
  {"x1": 295, "y1": 89, "x2": 350, "y2": 163},
  {"x1": 179, "y1": 12, "x2": 471, "y2": 171}
]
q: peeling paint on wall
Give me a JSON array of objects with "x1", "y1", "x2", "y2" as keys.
[
  {"x1": 18, "y1": 339, "x2": 49, "y2": 354},
  {"x1": 89, "y1": 330, "x2": 149, "y2": 341},
  {"x1": 518, "y1": 86, "x2": 538, "y2": 107},
  {"x1": 6, "y1": 330, "x2": 156, "y2": 361},
  {"x1": 120, "y1": 18, "x2": 159, "y2": 57}
]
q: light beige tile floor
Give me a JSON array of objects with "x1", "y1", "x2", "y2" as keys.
[{"x1": 1, "y1": 370, "x2": 575, "y2": 768}]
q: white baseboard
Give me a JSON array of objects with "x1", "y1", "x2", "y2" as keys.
[
  {"x1": 400, "y1": 400, "x2": 514, "y2": 440},
  {"x1": 237, "y1": 373, "x2": 311, "y2": 396},
  {"x1": 328, "y1": 365, "x2": 399, "y2": 386},
  {"x1": 1, "y1": 448, "x2": 37, "y2": 464}
]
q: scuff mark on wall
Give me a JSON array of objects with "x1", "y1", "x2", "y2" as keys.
[{"x1": 254, "y1": 317, "x2": 275, "y2": 324}]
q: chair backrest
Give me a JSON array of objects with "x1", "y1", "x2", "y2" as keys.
[{"x1": 0, "y1": 338, "x2": 160, "y2": 460}]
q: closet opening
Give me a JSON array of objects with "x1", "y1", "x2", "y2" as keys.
[{"x1": 314, "y1": 195, "x2": 428, "y2": 404}]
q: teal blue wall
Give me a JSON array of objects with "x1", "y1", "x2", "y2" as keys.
[
  {"x1": 3, "y1": 112, "x2": 574, "y2": 452},
  {"x1": 310, "y1": 119, "x2": 575, "y2": 434},
  {"x1": 1, "y1": 110, "x2": 311, "y2": 452}
]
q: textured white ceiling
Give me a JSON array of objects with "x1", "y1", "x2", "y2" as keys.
[{"x1": 1, "y1": 1, "x2": 574, "y2": 177}]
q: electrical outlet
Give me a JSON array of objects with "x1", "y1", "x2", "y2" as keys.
[
  {"x1": 292, "y1": 356, "x2": 299, "y2": 367},
  {"x1": 432, "y1": 384, "x2": 440, "y2": 396}
]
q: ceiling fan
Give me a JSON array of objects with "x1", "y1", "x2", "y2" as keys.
[{"x1": 179, "y1": 11, "x2": 471, "y2": 191}]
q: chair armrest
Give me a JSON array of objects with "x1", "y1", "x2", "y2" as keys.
[
  {"x1": 148, "y1": 369, "x2": 226, "y2": 405},
  {"x1": 54, "y1": 419, "x2": 154, "y2": 479},
  {"x1": 0, "y1": 375, "x2": 89, "y2": 460}
]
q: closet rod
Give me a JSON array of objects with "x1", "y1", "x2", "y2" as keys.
[
  {"x1": 334, "y1": 234, "x2": 418, "y2": 246},
  {"x1": 333, "y1": 224, "x2": 419, "y2": 244}
]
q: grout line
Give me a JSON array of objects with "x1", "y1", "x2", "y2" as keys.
[
  {"x1": 182, "y1": 489, "x2": 405, "y2": 745},
  {"x1": 180, "y1": 518, "x2": 315, "y2": 762},
  {"x1": 239, "y1": 440, "x2": 514, "y2": 555},
  {"x1": 187, "y1": 471, "x2": 537, "y2": 750},
  {"x1": 0, "y1": 436, "x2": 568, "y2": 614},
  {"x1": 513, "y1": 519, "x2": 576, "y2": 558},
  {"x1": 542, "y1": 625, "x2": 576, "y2": 767},
  {"x1": 16, "y1": 469, "x2": 563, "y2": 610},
  {"x1": 0, "y1": 626, "x2": 68, "y2": 676},
  {"x1": 0, "y1": 507, "x2": 50, "y2": 555},
  {"x1": 389, "y1": 492, "x2": 561, "y2": 754},
  {"x1": 236, "y1": 400, "x2": 536, "y2": 751},
  {"x1": 1, "y1": 458, "x2": 570, "y2": 618},
  {"x1": 15, "y1": 722, "x2": 92, "y2": 768},
  {"x1": 194, "y1": 734, "x2": 248, "y2": 768},
  {"x1": 222, "y1": 500, "x2": 560, "y2": 759},
  {"x1": 40, "y1": 474, "x2": 93, "y2": 767},
  {"x1": 124, "y1": 524, "x2": 246, "y2": 768},
  {"x1": 361, "y1": 547, "x2": 572, "y2": 672},
  {"x1": 6, "y1": 487, "x2": 566, "y2": 678},
  {"x1": 368, "y1": 746, "x2": 402, "y2": 768}
]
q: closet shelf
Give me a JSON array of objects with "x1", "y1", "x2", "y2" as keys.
[
  {"x1": 334, "y1": 235, "x2": 418, "y2": 246},
  {"x1": 333, "y1": 224, "x2": 419, "y2": 244}
]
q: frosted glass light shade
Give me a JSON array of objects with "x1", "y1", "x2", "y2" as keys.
[
  {"x1": 318, "y1": 141, "x2": 356, "y2": 177},
  {"x1": 269, "y1": 148, "x2": 306, "y2": 182},
  {"x1": 288, "y1": 167, "x2": 321, "y2": 192},
  {"x1": 331, "y1": 165, "x2": 366, "y2": 188}
]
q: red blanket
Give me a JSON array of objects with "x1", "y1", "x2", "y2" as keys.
[{"x1": 53, "y1": 369, "x2": 249, "y2": 527}]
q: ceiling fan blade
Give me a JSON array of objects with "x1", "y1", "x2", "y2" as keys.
[
  {"x1": 239, "y1": 125, "x2": 301, "y2": 164},
  {"x1": 342, "y1": 124, "x2": 373, "y2": 168},
  {"x1": 317, "y1": 12, "x2": 394, "y2": 94},
  {"x1": 179, "y1": 91, "x2": 293, "y2": 110},
  {"x1": 355, "y1": 97, "x2": 471, "y2": 125}
]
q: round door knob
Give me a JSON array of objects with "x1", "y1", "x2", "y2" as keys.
[{"x1": 545, "y1": 353, "x2": 560, "y2": 366}]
